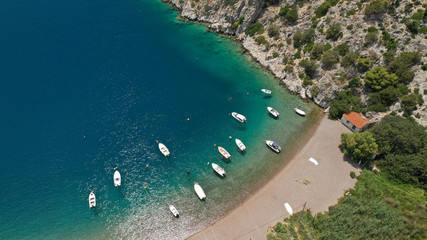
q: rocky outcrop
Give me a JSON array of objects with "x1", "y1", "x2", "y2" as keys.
[{"x1": 165, "y1": 0, "x2": 427, "y2": 126}]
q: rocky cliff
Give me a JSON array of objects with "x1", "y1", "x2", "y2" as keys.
[{"x1": 165, "y1": 0, "x2": 427, "y2": 126}]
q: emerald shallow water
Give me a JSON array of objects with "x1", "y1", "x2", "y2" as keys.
[{"x1": 0, "y1": 0, "x2": 317, "y2": 239}]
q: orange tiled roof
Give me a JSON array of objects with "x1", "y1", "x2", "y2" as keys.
[{"x1": 343, "y1": 111, "x2": 370, "y2": 129}]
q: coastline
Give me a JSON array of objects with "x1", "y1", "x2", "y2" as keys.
[{"x1": 186, "y1": 115, "x2": 360, "y2": 240}]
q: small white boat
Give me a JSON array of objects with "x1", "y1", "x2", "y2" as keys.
[
  {"x1": 266, "y1": 140, "x2": 281, "y2": 153},
  {"x1": 169, "y1": 205, "x2": 179, "y2": 218},
  {"x1": 231, "y1": 112, "x2": 247, "y2": 123},
  {"x1": 212, "y1": 163, "x2": 226, "y2": 177},
  {"x1": 235, "y1": 138, "x2": 246, "y2": 152},
  {"x1": 267, "y1": 107, "x2": 280, "y2": 118},
  {"x1": 218, "y1": 146, "x2": 231, "y2": 159},
  {"x1": 261, "y1": 89, "x2": 272, "y2": 94},
  {"x1": 158, "y1": 143, "x2": 170, "y2": 157},
  {"x1": 284, "y1": 203, "x2": 293, "y2": 215},
  {"x1": 194, "y1": 183, "x2": 206, "y2": 200},
  {"x1": 113, "y1": 170, "x2": 121, "y2": 187},
  {"x1": 89, "y1": 192, "x2": 96, "y2": 208},
  {"x1": 294, "y1": 108, "x2": 306, "y2": 116}
]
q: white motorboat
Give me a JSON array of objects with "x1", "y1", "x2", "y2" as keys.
[
  {"x1": 169, "y1": 205, "x2": 179, "y2": 218},
  {"x1": 158, "y1": 143, "x2": 170, "y2": 157},
  {"x1": 267, "y1": 107, "x2": 280, "y2": 118},
  {"x1": 294, "y1": 108, "x2": 306, "y2": 116},
  {"x1": 194, "y1": 183, "x2": 206, "y2": 200},
  {"x1": 113, "y1": 170, "x2": 121, "y2": 187},
  {"x1": 261, "y1": 89, "x2": 272, "y2": 94},
  {"x1": 89, "y1": 192, "x2": 96, "y2": 208},
  {"x1": 218, "y1": 146, "x2": 231, "y2": 159},
  {"x1": 212, "y1": 163, "x2": 226, "y2": 177},
  {"x1": 266, "y1": 140, "x2": 281, "y2": 153},
  {"x1": 231, "y1": 112, "x2": 247, "y2": 123},
  {"x1": 235, "y1": 138, "x2": 246, "y2": 152}
]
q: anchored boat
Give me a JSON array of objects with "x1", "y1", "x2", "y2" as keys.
[
  {"x1": 231, "y1": 112, "x2": 247, "y2": 123},
  {"x1": 261, "y1": 89, "x2": 272, "y2": 94},
  {"x1": 294, "y1": 108, "x2": 306, "y2": 116},
  {"x1": 266, "y1": 140, "x2": 281, "y2": 153},
  {"x1": 89, "y1": 192, "x2": 96, "y2": 208},
  {"x1": 158, "y1": 143, "x2": 170, "y2": 157},
  {"x1": 218, "y1": 146, "x2": 231, "y2": 159},
  {"x1": 194, "y1": 183, "x2": 206, "y2": 200},
  {"x1": 169, "y1": 205, "x2": 179, "y2": 218},
  {"x1": 235, "y1": 138, "x2": 246, "y2": 152},
  {"x1": 267, "y1": 107, "x2": 280, "y2": 118},
  {"x1": 113, "y1": 170, "x2": 121, "y2": 187},
  {"x1": 212, "y1": 163, "x2": 226, "y2": 177}
]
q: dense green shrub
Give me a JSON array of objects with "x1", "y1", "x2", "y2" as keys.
[
  {"x1": 255, "y1": 35, "x2": 268, "y2": 45},
  {"x1": 341, "y1": 51, "x2": 359, "y2": 68},
  {"x1": 401, "y1": 93, "x2": 418, "y2": 112},
  {"x1": 314, "y1": 2, "x2": 331, "y2": 18},
  {"x1": 348, "y1": 77, "x2": 362, "y2": 88},
  {"x1": 321, "y1": 50, "x2": 340, "y2": 69},
  {"x1": 382, "y1": 31, "x2": 398, "y2": 50},
  {"x1": 388, "y1": 52, "x2": 421, "y2": 84},
  {"x1": 293, "y1": 28, "x2": 315, "y2": 48},
  {"x1": 299, "y1": 59, "x2": 319, "y2": 78},
  {"x1": 310, "y1": 42, "x2": 324, "y2": 59},
  {"x1": 406, "y1": 20, "x2": 420, "y2": 34},
  {"x1": 245, "y1": 21, "x2": 264, "y2": 36},
  {"x1": 367, "y1": 86, "x2": 400, "y2": 112},
  {"x1": 326, "y1": 23, "x2": 342, "y2": 41},
  {"x1": 335, "y1": 43, "x2": 349, "y2": 56},
  {"x1": 267, "y1": 24, "x2": 280, "y2": 37},
  {"x1": 328, "y1": 90, "x2": 363, "y2": 120},
  {"x1": 357, "y1": 57, "x2": 373, "y2": 72},
  {"x1": 365, "y1": 31, "x2": 379, "y2": 46},
  {"x1": 364, "y1": 67, "x2": 398, "y2": 91},
  {"x1": 278, "y1": 4, "x2": 290, "y2": 17},
  {"x1": 285, "y1": 7, "x2": 298, "y2": 23},
  {"x1": 341, "y1": 131, "x2": 378, "y2": 164},
  {"x1": 365, "y1": 0, "x2": 388, "y2": 18},
  {"x1": 380, "y1": 153, "x2": 426, "y2": 186}
]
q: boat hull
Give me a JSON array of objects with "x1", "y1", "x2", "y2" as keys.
[
  {"x1": 266, "y1": 140, "x2": 281, "y2": 153},
  {"x1": 194, "y1": 183, "x2": 206, "y2": 200},
  {"x1": 218, "y1": 146, "x2": 231, "y2": 159},
  {"x1": 89, "y1": 192, "x2": 96, "y2": 208},
  {"x1": 212, "y1": 163, "x2": 226, "y2": 177},
  {"x1": 235, "y1": 138, "x2": 246, "y2": 152},
  {"x1": 231, "y1": 112, "x2": 247, "y2": 123},
  {"x1": 114, "y1": 170, "x2": 121, "y2": 187},
  {"x1": 158, "y1": 143, "x2": 170, "y2": 157}
]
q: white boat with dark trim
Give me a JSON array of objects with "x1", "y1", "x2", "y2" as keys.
[
  {"x1": 194, "y1": 183, "x2": 206, "y2": 200},
  {"x1": 218, "y1": 146, "x2": 231, "y2": 159},
  {"x1": 169, "y1": 205, "x2": 179, "y2": 218},
  {"x1": 235, "y1": 138, "x2": 246, "y2": 152},
  {"x1": 267, "y1": 107, "x2": 280, "y2": 118},
  {"x1": 294, "y1": 108, "x2": 306, "y2": 116},
  {"x1": 266, "y1": 140, "x2": 281, "y2": 153},
  {"x1": 113, "y1": 170, "x2": 121, "y2": 187},
  {"x1": 89, "y1": 192, "x2": 96, "y2": 208},
  {"x1": 158, "y1": 143, "x2": 170, "y2": 157},
  {"x1": 231, "y1": 112, "x2": 247, "y2": 123},
  {"x1": 212, "y1": 163, "x2": 226, "y2": 177},
  {"x1": 261, "y1": 89, "x2": 272, "y2": 94}
]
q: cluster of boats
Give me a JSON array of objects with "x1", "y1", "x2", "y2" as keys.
[{"x1": 88, "y1": 89, "x2": 306, "y2": 218}]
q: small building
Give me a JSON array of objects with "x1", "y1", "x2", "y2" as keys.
[{"x1": 341, "y1": 111, "x2": 371, "y2": 132}]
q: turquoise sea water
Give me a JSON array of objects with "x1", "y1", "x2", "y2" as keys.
[{"x1": 0, "y1": 0, "x2": 316, "y2": 239}]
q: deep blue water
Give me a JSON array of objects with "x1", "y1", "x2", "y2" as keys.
[{"x1": 0, "y1": 0, "x2": 315, "y2": 239}]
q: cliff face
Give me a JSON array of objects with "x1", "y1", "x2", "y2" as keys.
[{"x1": 165, "y1": 0, "x2": 427, "y2": 126}]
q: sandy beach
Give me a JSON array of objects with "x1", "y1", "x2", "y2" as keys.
[{"x1": 187, "y1": 115, "x2": 360, "y2": 240}]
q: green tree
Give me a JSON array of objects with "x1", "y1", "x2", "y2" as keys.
[
  {"x1": 321, "y1": 50, "x2": 339, "y2": 69},
  {"x1": 326, "y1": 23, "x2": 342, "y2": 41},
  {"x1": 299, "y1": 59, "x2": 319, "y2": 78},
  {"x1": 364, "y1": 67, "x2": 398, "y2": 91},
  {"x1": 245, "y1": 21, "x2": 264, "y2": 36},
  {"x1": 335, "y1": 43, "x2": 349, "y2": 56},
  {"x1": 267, "y1": 24, "x2": 280, "y2": 37},
  {"x1": 285, "y1": 7, "x2": 298, "y2": 23},
  {"x1": 357, "y1": 57, "x2": 372, "y2": 72},
  {"x1": 401, "y1": 93, "x2": 418, "y2": 112},
  {"x1": 341, "y1": 131, "x2": 379, "y2": 164},
  {"x1": 370, "y1": 115, "x2": 426, "y2": 155},
  {"x1": 365, "y1": 0, "x2": 388, "y2": 18},
  {"x1": 379, "y1": 153, "x2": 427, "y2": 186},
  {"x1": 328, "y1": 90, "x2": 362, "y2": 120},
  {"x1": 341, "y1": 51, "x2": 359, "y2": 68},
  {"x1": 364, "y1": 31, "x2": 378, "y2": 46},
  {"x1": 310, "y1": 42, "x2": 324, "y2": 59},
  {"x1": 279, "y1": 5, "x2": 290, "y2": 17}
]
